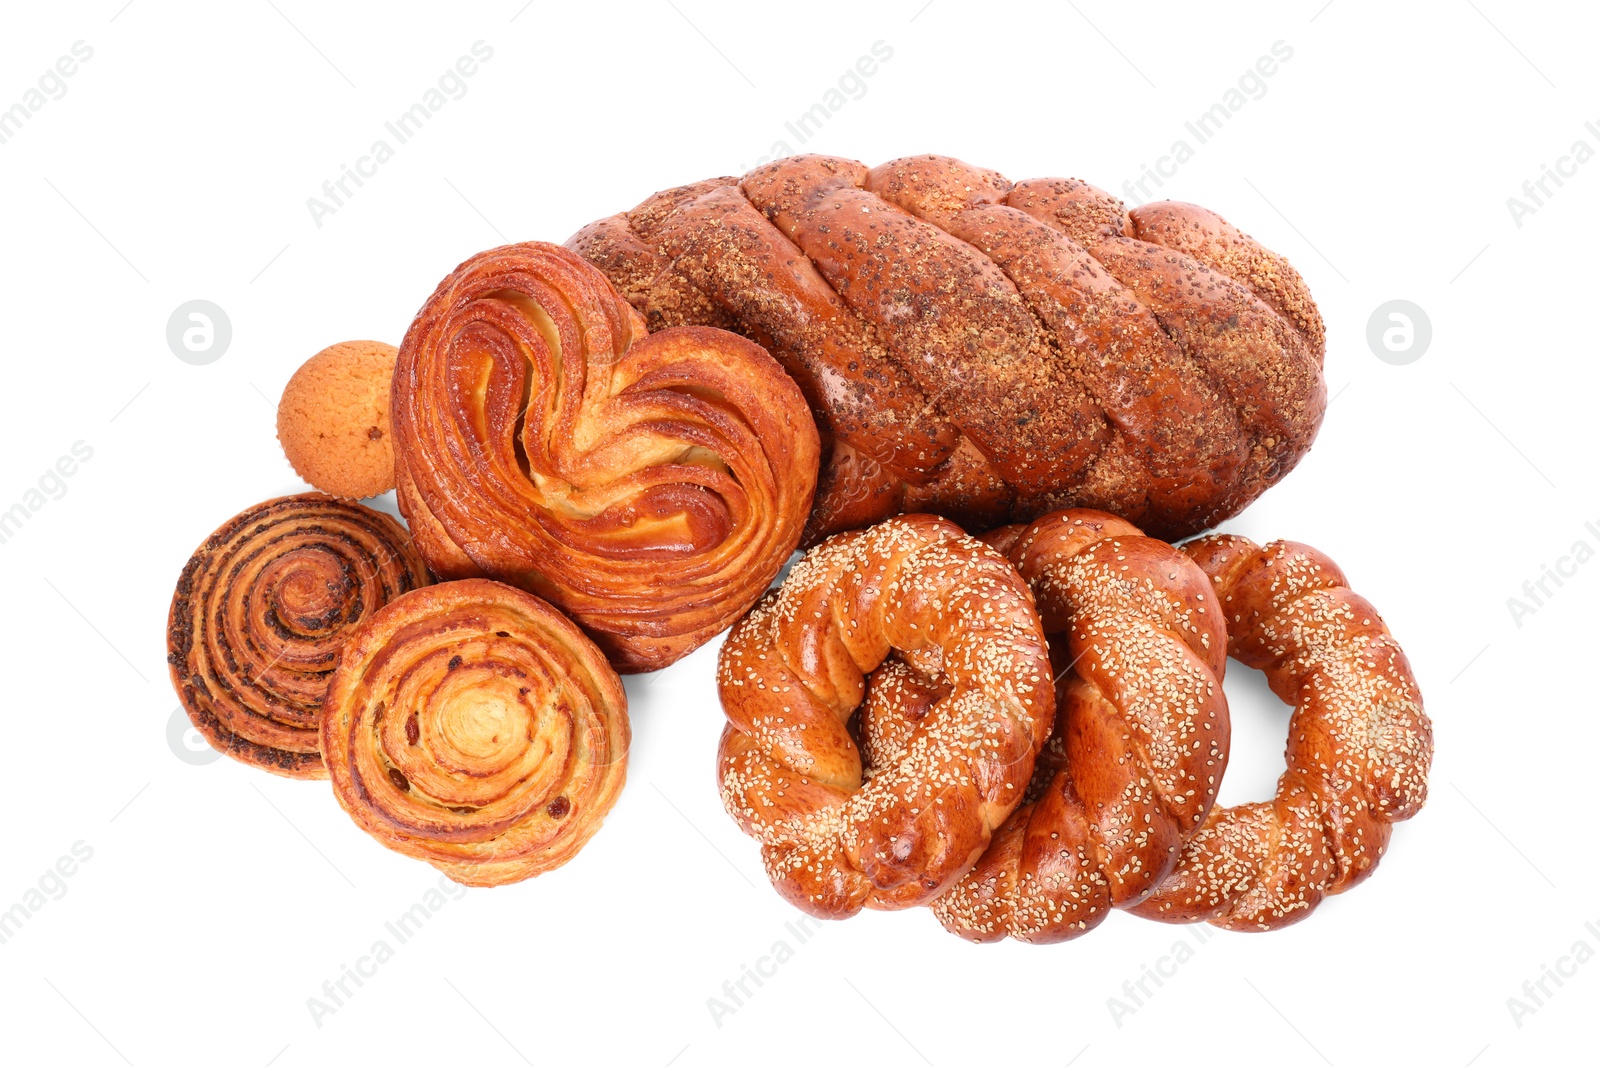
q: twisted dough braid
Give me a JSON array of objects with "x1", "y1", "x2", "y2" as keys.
[
  {"x1": 927, "y1": 510, "x2": 1229, "y2": 943},
  {"x1": 717, "y1": 515, "x2": 1053, "y2": 917},
  {"x1": 321, "y1": 579, "x2": 628, "y2": 887},
  {"x1": 392, "y1": 241, "x2": 819, "y2": 673},
  {"x1": 166, "y1": 494, "x2": 429, "y2": 779},
  {"x1": 1131, "y1": 536, "x2": 1432, "y2": 930},
  {"x1": 570, "y1": 154, "x2": 1325, "y2": 544}
]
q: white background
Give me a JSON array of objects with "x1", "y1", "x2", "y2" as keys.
[{"x1": 1, "y1": 2, "x2": 1594, "y2": 1064}]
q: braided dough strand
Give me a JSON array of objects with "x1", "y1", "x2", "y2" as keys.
[
  {"x1": 717, "y1": 514, "x2": 1053, "y2": 917},
  {"x1": 1131, "y1": 535, "x2": 1433, "y2": 931},
  {"x1": 929, "y1": 509, "x2": 1229, "y2": 943}
]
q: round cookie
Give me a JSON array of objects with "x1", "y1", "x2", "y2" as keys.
[{"x1": 276, "y1": 340, "x2": 397, "y2": 499}]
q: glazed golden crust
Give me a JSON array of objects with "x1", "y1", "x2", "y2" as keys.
[
  {"x1": 320, "y1": 579, "x2": 629, "y2": 886},
  {"x1": 716, "y1": 514, "x2": 1053, "y2": 918},
  {"x1": 569, "y1": 154, "x2": 1326, "y2": 544},
  {"x1": 390, "y1": 241, "x2": 820, "y2": 673},
  {"x1": 1131, "y1": 536, "x2": 1432, "y2": 930},
  {"x1": 927, "y1": 509, "x2": 1229, "y2": 943},
  {"x1": 166, "y1": 493, "x2": 430, "y2": 779}
]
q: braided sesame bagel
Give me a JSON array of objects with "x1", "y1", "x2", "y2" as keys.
[
  {"x1": 1131, "y1": 535, "x2": 1432, "y2": 931},
  {"x1": 716, "y1": 514, "x2": 1053, "y2": 917},
  {"x1": 927, "y1": 509, "x2": 1229, "y2": 943}
]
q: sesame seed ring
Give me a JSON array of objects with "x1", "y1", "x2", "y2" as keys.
[
  {"x1": 928, "y1": 509, "x2": 1230, "y2": 943},
  {"x1": 716, "y1": 514, "x2": 1053, "y2": 917},
  {"x1": 1130, "y1": 535, "x2": 1432, "y2": 930},
  {"x1": 321, "y1": 579, "x2": 629, "y2": 887}
]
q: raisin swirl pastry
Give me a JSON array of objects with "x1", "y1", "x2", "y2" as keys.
[
  {"x1": 571, "y1": 154, "x2": 1325, "y2": 544},
  {"x1": 391, "y1": 241, "x2": 819, "y2": 673},
  {"x1": 166, "y1": 493, "x2": 429, "y2": 779},
  {"x1": 320, "y1": 579, "x2": 629, "y2": 886}
]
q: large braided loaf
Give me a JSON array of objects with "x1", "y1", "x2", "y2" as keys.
[{"x1": 571, "y1": 154, "x2": 1326, "y2": 545}]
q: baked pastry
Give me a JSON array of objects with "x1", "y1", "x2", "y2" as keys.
[
  {"x1": 320, "y1": 579, "x2": 629, "y2": 886},
  {"x1": 717, "y1": 514, "x2": 1052, "y2": 917},
  {"x1": 391, "y1": 241, "x2": 819, "y2": 673},
  {"x1": 276, "y1": 340, "x2": 399, "y2": 499},
  {"x1": 1131, "y1": 536, "x2": 1432, "y2": 930},
  {"x1": 166, "y1": 493, "x2": 430, "y2": 778},
  {"x1": 570, "y1": 154, "x2": 1325, "y2": 545},
  {"x1": 925, "y1": 510, "x2": 1229, "y2": 942}
]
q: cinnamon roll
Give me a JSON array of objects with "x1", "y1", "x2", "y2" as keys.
[{"x1": 166, "y1": 493, "x2": 430, "y2": 779}]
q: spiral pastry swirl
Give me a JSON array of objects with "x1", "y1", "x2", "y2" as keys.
[
  {"x1": 321, "y1": 579, "x2": 629, "y2": 886},
  {"x1": 392, "y1": 241, "x2": 820, "y2": 673},
  {"x1": 166, "y1": 493, "x2": 430, "y2": 779}
]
